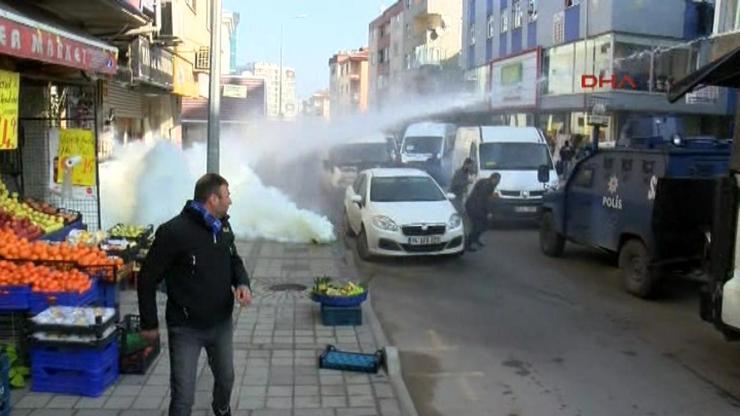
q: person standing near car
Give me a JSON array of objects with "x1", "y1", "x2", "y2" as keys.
[
  {"x1": 464, "y1": 172, "x2": 501, "y2": 252},
  {"x1": 449, "y1": 157, "x2": 476, "y2": 212},
  {"x1": 138, "y1": 173, "x2": 252, "y2": 416}
]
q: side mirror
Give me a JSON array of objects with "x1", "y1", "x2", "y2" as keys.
[
  {"x1": 446, "y1": 193, "x2": 457, "y2": 200},
  {"x1": 350, "y1": 194, "x2": 363, "y2": 206},
  {"x1": 537, "y1": 165, "x2": 550, "y2": 183}
]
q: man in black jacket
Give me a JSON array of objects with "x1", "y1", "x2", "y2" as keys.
[
  {"x1": 138, "y1": 173, "x2": 252, "y2": 416},
  {"x1": 464, "y1": 172, "x2": 501, "y2": 252}
]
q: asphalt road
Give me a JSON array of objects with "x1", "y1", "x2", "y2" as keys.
[{"x1": 346, "y1": 227, "x2": 740, "y2": 416}]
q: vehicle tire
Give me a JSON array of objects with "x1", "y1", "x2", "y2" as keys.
[
  {"x1": 356, "y1": 227, "x2": 373, "y2": 261},
  {"x1": 343, "y1": 211, "x2": 355, "y2": 237},
  {"x1": 539, "y1": 211, "x2": 565, "y2": 257},
  {"x1": 618, "y1": 239, "x2": 656, "y2": 298}
]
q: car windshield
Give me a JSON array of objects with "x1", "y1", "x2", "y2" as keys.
[
  {"x1": 402, "y1": 136, "x2": 442, "y2": 154},
  {"x1": 330, "y1": 143, "x2": 390, "y2": 164},
  {"x1": 479, "y1": 143, "x2": 553, "y2": 170},
  {"x1": 370, "y1": 176, "x2": 446, "y2": 202}
]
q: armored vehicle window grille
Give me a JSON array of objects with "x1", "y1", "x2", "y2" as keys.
[
  {"x1": 573, "y1": 167, "x2": 594, "y2": 188},
  {"x1": 604, "y1": 157, "x2": 614, "y2": 170},
  {"x1": 622, "y1": 159, "x2": 633, "y2": 172},
  {"x1": 643, "y1": 160, "x2": 655, "y2": 174}
]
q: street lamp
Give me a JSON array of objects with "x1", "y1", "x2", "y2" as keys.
[{"x1": 279, "y1": 14, "x2": 308, "y2": 119}]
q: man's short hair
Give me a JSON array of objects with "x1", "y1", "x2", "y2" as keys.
[
  {"x1": 490, "y1": 172, "x2": 501, "y2": 181},
  {"x1": 463, "y1": 157, "x2": 474, "y2": 165},
  {"x1": 194, "y1": 173, "x2": 229, "y2": 203}
]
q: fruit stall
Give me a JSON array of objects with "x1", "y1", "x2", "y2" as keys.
[
  {"x1": 310, "y1": 277, "x2": 368, "y2": 326},
  {"x1": 0, "y1": 188, "x2": 159, "y2": 400}
]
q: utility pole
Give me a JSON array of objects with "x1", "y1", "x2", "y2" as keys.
[{"x1": 207, "y1": 0, "x2": 222, "y2": 173}]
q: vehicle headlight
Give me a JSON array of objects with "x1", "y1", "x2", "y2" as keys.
[
  {"x1": 448, "y1": 213, "x2": 462, "y2": 229},
  {"x1": 372, "y1": 215, "x2": 399, "y2": 231}
]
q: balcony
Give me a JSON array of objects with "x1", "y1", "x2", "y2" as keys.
[
  {"x1": 30, "y1": 0, "x2": 150, "y2": 38},
  {"x1": 411, "y1": 45, "x2": 448, "y2": 69}
]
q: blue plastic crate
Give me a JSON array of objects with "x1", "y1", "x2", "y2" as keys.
[
  {"x1": 31, "y1": 357, "x2": 118, "y2": 397},
  {"x1": 320, "y1": 304, "x2": 362, "y2": 326},
  {"x1": 39, "y1": 220, "x2": 85, "y2": 242},
  {"x1": 0, "y1": 354, "x2": 9, "y2": 416},
  {"x1": 30, "y1": 339, "x2": 118, "y2": 374},
  {"x1": 0, "y1": 286, "x2": 30, "y2": 311},
  {"x1": 318, "y1": 345, "x2": 384, "y2": 374},
  {"x1": 96, "y1": 280, "x2": 118, "y2": 308},
  {"x1": 29, "y1": 280, "x2": 98, "y2": 315}
]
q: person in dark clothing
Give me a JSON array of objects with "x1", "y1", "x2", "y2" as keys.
[
  {"x1": 464, "y1": 172, "x2": 501, "y2": 251},
  {"x1": 138, "y1": 173, "x2": 252, "y2": 416},
  {"x1": 449, "y1": 158, "x2": 476, "y2": 212}
]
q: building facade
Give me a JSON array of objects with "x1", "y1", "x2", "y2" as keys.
[
  {"x1": 329, "y1": 48, "x2": 369, "y2": 118},
  {"x1": 244, "y1": 62, "x2": 298, "y2": 120},
  {"x1": 463, "y1": 0, "x2": 729, "y2": 146},
  {"x1": 369, "y1": 0, "x2": 464, "y2": 109},
  {"x1": 222, "y1": 10, "x2": 240, "y2": 75},
  {"x1": 303, "y1": 91, "x2": 331, "y2": 120}
]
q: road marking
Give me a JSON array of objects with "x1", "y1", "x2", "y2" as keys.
[{"x1": 420, "y1": 329, "x2": 457, "y2": 352}]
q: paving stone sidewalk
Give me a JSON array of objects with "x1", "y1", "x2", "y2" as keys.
[{"x1": 8, "y1": 240, "x2": 410, "y2": 416}]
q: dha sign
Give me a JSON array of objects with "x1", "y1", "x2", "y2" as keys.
[{"x1": 581, "y1": 74, "x2": 637, "y2": 90}]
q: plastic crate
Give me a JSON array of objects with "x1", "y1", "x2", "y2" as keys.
[
  {"x1": 30, "y1": 306, "x2": 117, "y2": 338},
  {"x1": 108, "y1": 224, "x2": 153, "y2": 248},
  {"x1": 31, "y1": 352, "x2": 118, "y2": 397},
  {"x1": 39, "y1": 220, "x2": 85, "y2": 242},
  {"x1": 96, "y1": 281, "x2": 118, "y2": 309},
  {"x1": 320, "y1": 304, "x2": 362, "y2": 326},
  {"x1": 0, "y1": 286, "x2": 30, "y2": 311},
  {"x1": 318, "y1": 345, "x2": 384, "y2": 374},
  {"x1": 29, "y1": 280, "x2": 98, "y2": 316},
  {"x1": 0, "y1": 312, "x2": 30, "y2": 366},
  {"x1": 0, "y1": 354, "x2": 9, "y2": 415},
  {"x1": 119, "y1": 315, "x2": 160, "y2": 375},
  {"x1": 30, "y1": 339, "x2": 118, "y2": 373}
]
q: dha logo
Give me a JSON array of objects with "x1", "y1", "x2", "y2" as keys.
[
  {"x1": 602, "y1": 176, "x2": 623, "y2": 210},
  {"x1": 581, "y1": 74, "x2": 638, "y2": 90}
]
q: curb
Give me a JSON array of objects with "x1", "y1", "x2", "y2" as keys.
[{"x1": 343, "y1": 242, "x2": 420, "y2": 416}]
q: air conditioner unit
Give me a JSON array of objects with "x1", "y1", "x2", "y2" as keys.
[{"x1": 195, "y1": 47, "x2": 210, "y2": 70}]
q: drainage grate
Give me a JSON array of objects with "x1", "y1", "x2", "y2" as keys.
[{"x1": 269, "y1": 283, "x2": 308, "y2": 292}]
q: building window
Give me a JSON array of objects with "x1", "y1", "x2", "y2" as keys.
[
  {"x1": 565, "y1": 0, "x2": 580, "y2": 7},
  {"x1": 513, "y1": 1, "x2": 523, "y2": 28},
  {"x1": 470, "y1": 23, "x2": 476, "y2": 46},
  {"x1": 487, "y1": 14, "x2": 495, "y2": 38},
  {"x1": 528, "y1": 0, "x2": 538, "y2": 22},
  {"x1": 501, "y1": 9, "x2": 509, "y2": 33}
]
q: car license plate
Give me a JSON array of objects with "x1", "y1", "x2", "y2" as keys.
[
  {"x1": 408, "y1": 236, "x2": 441, "y2": 245},
  {"x1": 515, "y1": 206, "x2": 537, "y2": 213}
]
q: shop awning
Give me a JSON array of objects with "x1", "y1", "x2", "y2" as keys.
[
  {"x1": 0, "y1": 3, "x2": 118, "y2": 75},
  {"x1": 668, "y1": 45, "x2": 740, "y2": 103}
]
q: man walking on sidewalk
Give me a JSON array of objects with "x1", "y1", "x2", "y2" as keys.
[
  {"x1": 464, "y1": 172, "x2": 501, "y2": 252},
  {"x1": 138, "y1": 173, "x2": 252, "y2": 416}
]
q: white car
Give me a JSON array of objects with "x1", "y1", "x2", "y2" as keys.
[{"x1": 343, "y1": 168, "x2": 465, "y2": 259}]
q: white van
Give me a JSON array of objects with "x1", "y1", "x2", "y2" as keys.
[
  {"x1": 453, "y1": 126, "x2": 559, "y2": 220},
  {"x1": 320, "y1": 133, "x2": 396, "y2": 194},
  {"x1": 400, "y1": 122, "x2": 456, "y2": 187}
]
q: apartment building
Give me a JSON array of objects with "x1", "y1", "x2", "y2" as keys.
[{"x1": 329, "y1": 48, "x2": 370, "y2": 118}]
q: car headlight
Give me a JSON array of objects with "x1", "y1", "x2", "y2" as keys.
[
  {"x1": 448, "y1": 213, "x2": 462, "y2": 229},
  {"x1": 372, "y1": 215, "x2": 399, "y2": 231}
]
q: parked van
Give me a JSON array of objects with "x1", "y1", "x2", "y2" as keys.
[
  {"x1": 320, "y1": 133, "x2": 397, "y2": 194},
  {"x1": 400, "y1": 122, "x2": 457, "y2": 187},
  {"x1": 453, "y1": 126, "x2": 559, "y2": 220}
]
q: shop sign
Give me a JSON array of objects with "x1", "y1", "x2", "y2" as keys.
[
  {"x1": 56, "y1": 129, "x2": 96, "y2": 187},
  {"x1": 0, "y1": 69, "x2": 19, "y2": 150},
  {"x1": 173, "y1": 54, "x2": 199, "y2": 97},
  {"x1": 685, "y1": 85, "x2": 719, "y2": 105},
  {"x1": 581, "y1": 74, "x2": 637, "y2": 90},
  {"x1": 223, "y1": 84, "x2": 248, "y2": 98},
  {"x1": 490, "y1": 49, "x2": 539, "y2": 109},
  {"x1": 0, "y1": 12, "x2": 117, "y2": 74}
]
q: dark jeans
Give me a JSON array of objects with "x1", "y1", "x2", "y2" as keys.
[
  {"x1": 168, "y1": 318, "x2": 234, "y2": 416},
  {"x1": 466, "y1": 215, "x2": 487, "y2": 247}
]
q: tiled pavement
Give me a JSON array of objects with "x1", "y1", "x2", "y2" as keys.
[{"x1": 8, "y1": 240, "x2": 415, "y2": 416}]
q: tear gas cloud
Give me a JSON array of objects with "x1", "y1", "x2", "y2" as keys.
[{"x1": 99, "y1": 92, "x2": 482, "y2": 243}]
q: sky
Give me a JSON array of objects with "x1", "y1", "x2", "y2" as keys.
[{"x1": 223, "y1": 0, "x2": 388, "y2": 100}]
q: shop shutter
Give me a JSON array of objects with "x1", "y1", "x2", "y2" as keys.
[{"x1": 104, "y1": 82, "x2": 143, "y2": 119}]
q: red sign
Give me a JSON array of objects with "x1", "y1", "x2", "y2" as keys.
[
  {"x1": 581, "y1": 74, "x2": 637, "y2": 90},
  {"x1": 0, "y1": 14, "x2": 117, "y2": 75}
]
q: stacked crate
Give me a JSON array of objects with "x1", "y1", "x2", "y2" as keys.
[{"x1": 28, "y1": 306, "x2": 119, "y2": 397}]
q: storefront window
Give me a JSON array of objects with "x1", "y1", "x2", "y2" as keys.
[
  {"x1": 653, "y1": 46, "x2": 696, "y2": 93},
  {"x1": 613, "y1": 42, "x2": 652, "y2": 91},
  {"x1": 545, "y1": 43, "x2": 574, "y2": 95}
]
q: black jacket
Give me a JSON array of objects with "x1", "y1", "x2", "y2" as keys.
[
  {"x1": 449, "y1": 168, "x2": 472, "y2": 198},
  {"x1": 137, "y1": 202, "x2": 251, "y2": 330},
  {"x1": 465, "y1": 179, "x2": 495, "y2": 220}
]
